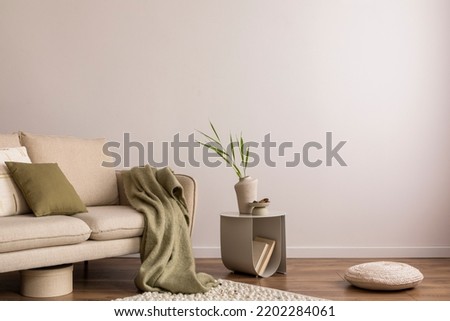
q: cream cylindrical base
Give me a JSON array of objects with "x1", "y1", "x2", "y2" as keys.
[{"x1": 20, "y1": 264, "x2": 73, "y2": 298}]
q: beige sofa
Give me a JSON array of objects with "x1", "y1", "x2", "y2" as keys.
[{"x1": 0, "y1": 132, "x2": 197, "y2": 275}]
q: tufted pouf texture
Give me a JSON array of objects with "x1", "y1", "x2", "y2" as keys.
[{"x1": 344, "y1": 261, "x2": 424, "y2": 291}]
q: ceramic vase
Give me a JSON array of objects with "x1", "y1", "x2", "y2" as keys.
[{"x1": 234, "y1": 176, "x2": 258, "y2": 214}]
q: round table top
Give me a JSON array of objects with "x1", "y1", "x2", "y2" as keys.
[{"x1": 220, "y1": 211, "x2": 286, "y2": 218}]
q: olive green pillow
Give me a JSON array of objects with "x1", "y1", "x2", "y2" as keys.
[{"x1": 5, "y1": 162, "x2": 87, "y2": 216}]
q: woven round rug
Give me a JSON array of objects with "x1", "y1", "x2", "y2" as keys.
[{"x1": 116, "y1": 279, "x2": 325, "y2": 301}]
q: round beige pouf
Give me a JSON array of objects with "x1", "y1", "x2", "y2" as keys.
[
  {"x1": 20, "y1": 264, "x2": 73, "y2": 298},
  {"x1": 344, "y1": 261, "x2": 424, "y2": 291}
]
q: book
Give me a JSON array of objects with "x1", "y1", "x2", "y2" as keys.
[
  {"x1": 252, "y1": 240, "x2": 269, "y2": 273},
  {"x1": 254, "y1": 236, "x2": 276, "y2": 275}
]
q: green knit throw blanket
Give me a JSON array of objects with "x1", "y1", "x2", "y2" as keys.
[{"x1": 122, "y1": 165, "x2": 217, "y2": 294}]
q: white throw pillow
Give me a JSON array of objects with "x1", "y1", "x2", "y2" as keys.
[{"x1": 0, "y1": 146, "x2": 32, "y2": 216}]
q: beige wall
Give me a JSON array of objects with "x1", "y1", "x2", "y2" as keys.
[{"x1": 1, "y1": 0, "x2": 450, "y2": 257}]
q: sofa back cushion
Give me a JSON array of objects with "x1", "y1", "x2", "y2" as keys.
[
  {"x1": 20, "y1": 132, "x2": 119, "y2": 206},
  {"x1": 0, "y1": 133, "x2": 21, "y2": 148}
]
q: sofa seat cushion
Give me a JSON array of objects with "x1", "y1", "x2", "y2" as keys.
[
  {"x1": 0, "y1": 214, "x2": 91, "y2": 253},
  {"x1": 74, "y1": 206, "x2": 144, "y2": 241}
]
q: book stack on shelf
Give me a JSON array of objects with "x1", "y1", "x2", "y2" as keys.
[{"x1": 252, "y1": 236, "x2": 276, "y2": 276}]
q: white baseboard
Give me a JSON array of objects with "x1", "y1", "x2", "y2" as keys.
[
  {"x1": 287, "y1": 246, "x2": 450, "y2": 258},
  {"x1": 193, "y1": 246, "x2": 450, "y2": 258},
  {"x1": 193, "y1": 247, "x2": 221, "y2": 258}
]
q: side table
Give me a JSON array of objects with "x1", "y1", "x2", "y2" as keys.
[{"x1": 220, "y1": 212, "x2": 286, "y2": 277}]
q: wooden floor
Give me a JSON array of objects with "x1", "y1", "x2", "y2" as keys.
[{"x1": 0, "y1": 257, "x2": 449, "y2": 301}]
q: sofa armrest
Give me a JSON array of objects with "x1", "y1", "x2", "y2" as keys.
[{"x1": 115, "y1": 170, "x2": 197, "y2": 236}]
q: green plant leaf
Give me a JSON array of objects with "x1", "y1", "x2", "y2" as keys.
[
  {"x1": 244, "y1": 147, "x2": 250, "y2": 176},
  {"x1": 209, "y1": 121, "x2": 222, "y2": 144},
  {"x1": 229, "y1": 133, "x2": 236, "y2": 164},
  {"x1": 239, "y1": 134, "x2": 245, "y2": 164},
  {"x1": 197, "y1": 122, "x2": 248, "y2": 179},
  {"x1": 197, "y1": 130, "x2": 223, "y2": 149}
]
